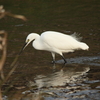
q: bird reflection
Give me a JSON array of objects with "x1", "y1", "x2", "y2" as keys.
[{"x1": 27, "y1": 65, "x2": 90, "y2": 88}]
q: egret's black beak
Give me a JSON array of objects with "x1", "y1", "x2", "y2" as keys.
[{"x1": 19, "y1": 42, "x2": 27, "y2": 55}]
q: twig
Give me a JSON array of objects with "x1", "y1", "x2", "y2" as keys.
[{"x1": 0, "y1": 31, "x2": 7, "y2": 76}]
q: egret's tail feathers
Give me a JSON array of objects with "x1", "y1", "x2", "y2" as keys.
[
  {"x1": 80, "y1": 42, "x2": 89, "y2": 50},
  {"x1": 71, "y1": 32, "x2": 82, "y2": 41}
]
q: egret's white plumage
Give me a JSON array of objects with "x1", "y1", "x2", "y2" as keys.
[{"x1": 21, "y1": 31, "x2": 89, "y2": 63}]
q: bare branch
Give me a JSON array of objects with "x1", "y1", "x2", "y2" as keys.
[
  {"x1": 0, "y1": 5, "x2": 27, "y2": 21},
  {"x1": 0, "y1": 31, "x2": 7, "y2": 72}
]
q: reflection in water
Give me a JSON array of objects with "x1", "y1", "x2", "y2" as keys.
[
  {"x1": 27, "y1": 65, "x2": 90, "y2": 88},
  {"x1": 22, "y1": 64, "x2": 100, "y2": 100},
  {"x1": 22, "y1": 65, "x2": 91, "y2": 100}
]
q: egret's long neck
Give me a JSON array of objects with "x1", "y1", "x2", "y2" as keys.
[{"x1": 32, "y1": 34, "x2": 43, "y2": 50}]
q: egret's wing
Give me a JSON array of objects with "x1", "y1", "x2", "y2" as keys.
[{"x1": 41, "y1": 31, "x2": 80, "y2": 51}]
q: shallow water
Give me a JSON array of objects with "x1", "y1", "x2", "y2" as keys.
[
  {"x1": 2, "y1": 56, "x2": 100, "y2": 100},
  {"x1": 0, "y1": 0, "x2": 100, "y2": 100}
]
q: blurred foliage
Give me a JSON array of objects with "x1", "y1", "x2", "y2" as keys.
[{"x1": 0, "y1": 5, "x2": 27, "y2": 100}]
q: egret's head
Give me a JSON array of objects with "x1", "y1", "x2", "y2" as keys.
[{"x1": 19, "y1": 33, "x2": 38, "y2": 54}]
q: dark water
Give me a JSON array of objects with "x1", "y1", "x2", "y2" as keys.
[{"x1": 0, "y1": 0, "x2": 100, "y2": 100}]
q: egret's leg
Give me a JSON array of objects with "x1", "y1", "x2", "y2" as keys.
[
  {"x1": 51, "y1": 52, "x2": 55, "y2": 63},
  {"x1": 61, "y1": 56, "x2": 67, "y2": 64},
  {"x1": 60, "y1": 53, "x2": 67, "y2": 64}
]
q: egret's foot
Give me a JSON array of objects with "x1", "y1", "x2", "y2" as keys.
[
  {"x1": 64, "y1": 59, "x2": 67, "y2": 65},
  {"x1": 51, "y1": 60, "x2": 56, "y2": 64},
  {"x1": 64, "y1": 60, "x2": 67, "y2": 64}
]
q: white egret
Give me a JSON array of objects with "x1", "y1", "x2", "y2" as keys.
[{"x1": 20, "y1": 31, "x2": 89, "y2": 63}]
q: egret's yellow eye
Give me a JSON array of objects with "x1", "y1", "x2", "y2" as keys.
[{"x1": 26, "y1": 39, "x2": 30, "y2": 43}]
